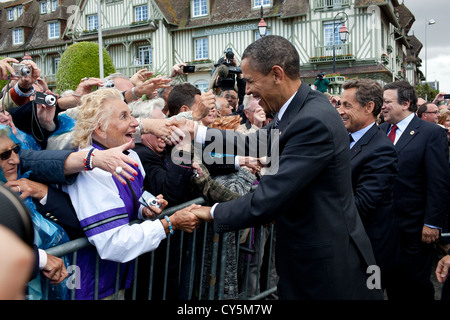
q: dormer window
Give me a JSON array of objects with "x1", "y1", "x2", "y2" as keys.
[
  {"x1": 51, "y1": 0, "x2": 58, "y2": 12},
  {"x1": 48, "y1": 21, "x2": 60, "y2": 39},
  {"x1": 12, "y1": 28, "x2": 24, "y2": 45},
  {"x1": 7, "y1": 6, "x2": 23, "y2": 22},
  {"x1": 192, "y1": 0, "x2": 207, "y2": 18},
  {"x1": 40, "y1": 1, "x2": 47, "y2": 14}
]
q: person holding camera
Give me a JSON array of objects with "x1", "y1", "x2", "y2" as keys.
[{"x1": 314, "y1": 72, "x2": 330, "y2": 94}]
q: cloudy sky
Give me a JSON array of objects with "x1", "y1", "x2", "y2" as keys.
[{"x1": 403, "y1": 0, "x2": 450, "y2": 92}]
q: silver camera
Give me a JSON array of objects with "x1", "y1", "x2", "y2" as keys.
[
  {"x1": 12, "y1": 63, "x2": 31, "y2": 77},
  {"x1": 139, "y1": 191, "x2": 160, "y2": 208}
]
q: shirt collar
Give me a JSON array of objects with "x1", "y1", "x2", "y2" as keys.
[
  {"x1": 393, "y1": 112, "x2": 415, "y2": 133},
  {"x1": 350, "y1": 122, "x2": 376, "y2": 146},
  {"x1": 277, "y1": 92, "x2": 296, "y2": 121}
]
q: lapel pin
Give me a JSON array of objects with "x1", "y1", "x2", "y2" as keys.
[{"x1": 410, "y1": 130, "x2": 415, "y2": 135}]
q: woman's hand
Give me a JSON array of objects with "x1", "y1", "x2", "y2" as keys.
[{"x1": 141, "y1": 194, "x2": 168, "y2": 219}]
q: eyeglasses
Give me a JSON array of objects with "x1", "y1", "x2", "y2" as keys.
[
  {"x1": 0, "y1": 144, "x2": 21, "y2": 161},
  {"x1": 424, "y1": 111, "x2": 440, "y2": 115}
]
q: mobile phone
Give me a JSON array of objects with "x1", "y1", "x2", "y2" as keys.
[
  {"x1": 183, "y1": 65, "x2": 195, "y2": 73},
  {"x1": 442, "y1": 94, "x2": 450, "y2": 99}
]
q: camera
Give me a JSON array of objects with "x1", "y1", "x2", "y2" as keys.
[
  {"x1": 12, "y1": 63, "x2": 31, "y2": 78},
  {"x1": 214, "y1": 48, "x2": 242, "y2": 91},
  {"x1": 443, "y1": 94, "x2": 450, "y2": 99},
  {"x1": 183, "y1": 65, "x2": 195, "y2": 73},
  {"x1": 139, "y1": 191, "x2": 160, "y2": 209},
  {"x1": 104, "y1": 79, "x2": 115, "y2": 88},
  {"x1": 34, "y1": 91, "x2": 58, "y2": 107}
]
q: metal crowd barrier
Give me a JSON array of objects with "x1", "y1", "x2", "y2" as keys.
[{"x1": 43, "y1": 197, "x2": 278, "y2": 300}]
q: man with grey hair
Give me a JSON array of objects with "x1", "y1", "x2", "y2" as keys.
[{"x1": 239, "y1": 94, "x2": 266, "y2": 133}]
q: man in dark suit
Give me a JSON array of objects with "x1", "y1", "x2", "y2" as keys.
[
  {"x1": 185, "y1": 35, "x2": 383, "y2": 300},
  {"x1": 338, "y1": 79, "x2": 399, "y2": 292},
  {"x1": 379, "y1": 80, "x2": 450, "y2": 300}
]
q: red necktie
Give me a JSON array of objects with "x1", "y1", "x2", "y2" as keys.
[{"x1": 388, "y1": 125, "x2": 398, "y2": 143}]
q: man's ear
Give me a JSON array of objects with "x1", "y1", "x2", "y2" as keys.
[
  {"x1": 271, "y1": 65, "x2": 285, "y2": 84},
  {"x1": 402, "y1": 100, "x2": 411, "y2": 111},
  {"x1": 365, "y1": 101, "x2": 375, "y2": 114},
  {"x1": 180, "y1": 105, "x2": 190, "y2": 113}
]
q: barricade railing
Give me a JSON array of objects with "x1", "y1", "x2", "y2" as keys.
[{"x1": 44, "y1": 197, "x2": 278, "y2": 300}]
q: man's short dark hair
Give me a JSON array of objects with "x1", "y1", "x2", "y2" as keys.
[
  {"x1": 167, "y1": 82, "x2": 201, "y2": 116},
  {"x1": 343, "y1": 79, "x2": 383, "y2": 117},
  {"x1": 241, "y1": 35, "x2": 300, "y2": 80},
  {"x1": 417, "y1": 102, "x2": 433, "y2": 118},
  {"x1": 383, "y1": 80, "x2": 418, "y2": 113}
]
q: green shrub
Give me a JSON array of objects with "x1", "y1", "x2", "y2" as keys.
[
  {"x1": 0, "y1": 57, "x2": 7, "y2": 90},
  {"x1": 56, "y1": 42, "x2": 115, "y2": 93}
]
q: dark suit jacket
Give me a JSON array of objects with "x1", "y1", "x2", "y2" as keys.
[
  {"x1": 379, "y1": 116, "x2": 450, "y2": 236},
  {"x1": 350, "y1": 124, "x2": 399, "y2": 273},
  {"x1": 34, "y1": 186, "x2": 83, "y2": 240},
  {"x1": 204, "y1": 83, "x2": 383, "y2": 300}
]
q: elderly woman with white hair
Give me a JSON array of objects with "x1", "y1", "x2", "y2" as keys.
[{"x1": 63, "y1": 88, "x2": 201, "y2": 300}]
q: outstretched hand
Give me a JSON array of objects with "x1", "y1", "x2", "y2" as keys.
[
  {"x1": 93, "y1": 139, "x2": 139, "y2": 185},
  {"x1": 170, "y1": 204, "x2": 203, "y2": 233}
]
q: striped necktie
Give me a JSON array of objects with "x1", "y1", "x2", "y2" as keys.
[{"x1": 273, "y1": 118, "x2": 280, "y2": 129}]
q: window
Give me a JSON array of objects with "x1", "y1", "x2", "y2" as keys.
[
  {"x1": 40, "y1": 1, "x2": 47, "y2": 14},
  {"x1": 48, "y1": 22, "x2": 60, "y2": 39},
  {"x1": 192, "y1": 0, "x2": 207, "y2": 17},
  {"x1": 138, "y1": 46, "x2": 152, "y2": 65},
  {"x1": 254, "y1": 0, "x2": 271, "y2": 7},
  {"x1": 7, "y1": 9, "x2": 13, "y2": 20},
  {"x1": 12, "y1": 29, "x2": 24, "y2": 45},
  {"x1": 135, "y1": 5, "x2": 148, "y2": 22},
  {"x1": 323, "y1": 21, "x2": 345, "y2": 55},
  {"x1": 17, "y1": 6, "x2": 22, "y2": 17},
  {"x1": 53, "y1": 57, "x2": 60, "y2": 73},
  {"x1": 323, "y1": 21, "x2": 344, "y2": 46},
  {"x1": 194, "y1": 38, "x2": 208, "y2": 60},
  {"x1": 194, "y1": 80, "x2": 209, "y2": 92},
  {"x1": 51, "y1": 0, "x2": 58, "y2": 11},
  {"x1": 87, "y1": 14, "x2": 98, "y2": 31}
]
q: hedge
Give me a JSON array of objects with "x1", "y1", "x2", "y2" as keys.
[{"x1": 56, "y1": 42, "x2": 115, "y2": 93}]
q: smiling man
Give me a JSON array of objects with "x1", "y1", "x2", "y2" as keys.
[
  {"x1": 338, "y1": 79, "x2": 399, "y2": 293},
  {"x1": 379, "y1": 80, "x2": 450, "y2": 300},
  {"x1": 185, "y1": 35, "x2": 383, "y2": 300}
]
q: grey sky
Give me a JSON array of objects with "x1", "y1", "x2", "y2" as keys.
[{"x1": 403, "y1": 0, "x2": 450, "y2": 91}]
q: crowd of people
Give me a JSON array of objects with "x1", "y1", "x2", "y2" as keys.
[{"x1": 0, "y1": 34, "x2": 449, "y2": 301}]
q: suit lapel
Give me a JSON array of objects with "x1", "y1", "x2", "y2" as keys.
[
  {"x1": 350, "y1": 124, "x2": 378, "y2": 160},
  {"x1": 394, "y1": 115, "x2": 421, "y2": 153}
]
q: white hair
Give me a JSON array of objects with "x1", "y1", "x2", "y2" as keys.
[{"x1": 128, "y1": 98, "x2": 165, "y2": 119}]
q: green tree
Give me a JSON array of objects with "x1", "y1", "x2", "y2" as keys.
[
  {"x1": 0, "y1": 57, "x2": 7, "y2": 90},
  {"x1": 415, "y1": 83, "x2": 439, "y2": 102},
  {"x1": 56, "y1": 42, "x2": 115, "y2": 93}
]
